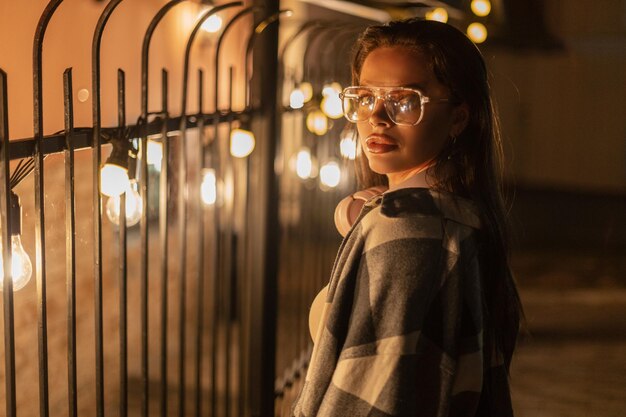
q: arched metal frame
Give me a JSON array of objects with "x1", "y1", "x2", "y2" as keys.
[{"x1": 0, "y1": 0, "x2": 283, "y2": 416}]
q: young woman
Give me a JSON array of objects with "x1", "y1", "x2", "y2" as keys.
[{"x1": 293, "y1": 18, "x2": 524, "y2": 417}]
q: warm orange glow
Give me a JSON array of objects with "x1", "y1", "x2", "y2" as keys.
[
  {"x1": 471, "y1": 0, "x2": 491, "y2": 17},
  {"x1": 467, "y1": 22, "x2": 488, "y2": 43},
  {"x1": 425, "y1": 8, "x2": 448, "y2": 23}
]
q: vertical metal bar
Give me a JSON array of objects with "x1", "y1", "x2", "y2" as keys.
[
  {"x1": 63, "y1": 67, "x2": 78, "y2": 417},
  {"x1": 253, "y1": 0, "x2": 280, "y2": 413},
  {"x1": 224, "y1": 66, "x2": 235, "y2": 417},
  {"x1": 239, "y1": 24, "x2": 289, "y2": 411},
  {"x1": 138, "y1": 4, "x2": 187, "y2": 417},
  {"x1": 159, "y1": 68, "x2": 170, "y2": 417},
  {"x1": 244, "y1": 10, "x2": 291, "y2": 109},
  {"x1": 209, "y1": 139, "x2": 220, "y2": 417},
  {"x1": 91, "y1": 2, "x2": 125, "y2": 416},
  {"x1": 33, "y1": 3, "x2": 65, "y2": 416},
  {"x1": 177, "y1": 65, "x2": 191, "y2": 417},
  {"x1": 177, "y1": 77, "x2": 188, "y2": 417},
  {"x1": 194, "y1": 68, "x2": 205, "y2": 417},
  {"x1": 117, "y1": 68, "x2": 128, "y2": 417},
  {"x1": 212, "y1": 10, "x2": 258, "y2": 414},
  {"x1": 0, "y1": 67, "x2": 17, "y2": 417}
]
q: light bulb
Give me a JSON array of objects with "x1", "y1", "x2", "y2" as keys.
[
  {"x1": 289, "y1": 88, "x2": 305, "y2": 109},
  {"x1": 320, "y1": 93, "x2": 343, "y2": 119},
  {"x1": 230, "y1": 129, "x2": 256, "y2": 158},
  {"x1": 322, "y1": 82, "x2": 342, "y2": 97},
  {"x1": 319, "y1": 161, "x2": 341, "y2": 188},
  {"x1": 471, "y1": 0, "x2": 491, "y2": 17},
  {"x1": 201, "y1": 14, "x2": 222, "y2": 33},
  {"x1": 100, "y1": 163, "x2": 130, "y2": 197},
  {"x1": 106, "y1": 181, "x2": 143, "y2": 227},
  {"x1": 339, "y1": 135, "x2": 357, "y2": 160},
  {"x1": 467, "y1": 22, "x2": 488, "y2": 44},
  {"x1": 201, "y1": 169, "x2": 217, "y2": 205},
  {"x1": 300, "y1": 82, "x2": 313, "y2": 102},
  {"x1": 425, "y1": 7, "x2": 448, "y2": 23},
  {"x1": 295, "y1": 149, "x2": 313, "y2": 179},
  {"x1": 306, "y1": 110, "x2": 329, "y2": 136},
  {"x1": 0, "y1": 235, "x2": 32, "y2": 292},
  {"x1": 147, "y1": 140, "x2": 163, "y2": 168}
]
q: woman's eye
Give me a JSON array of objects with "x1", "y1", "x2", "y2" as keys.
[
  {"x1": 394, "y1": 93, "x2": 419, "y2": 110},
  {"x1": 358, "y1": 95, "x2": 375, "y2": 107}
]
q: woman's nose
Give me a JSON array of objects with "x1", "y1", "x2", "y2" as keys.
[{"x1": 368, "y1": 97, "x2": 392, "y2": 127}]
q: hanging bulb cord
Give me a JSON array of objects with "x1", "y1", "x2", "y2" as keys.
[{"x1": 6, "y1": 110, "x2": 169, "y2": 190}]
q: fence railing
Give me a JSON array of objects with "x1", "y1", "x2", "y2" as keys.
[{"x1": 0, "y1": 1, "x2": 283, "y2": 416}]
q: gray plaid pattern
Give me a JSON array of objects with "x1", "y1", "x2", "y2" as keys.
[{"x1": 292, "y1": 188, "x2": 514, "y2": 417}]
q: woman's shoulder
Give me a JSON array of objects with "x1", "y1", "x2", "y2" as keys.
[{"x1": 374, "y1": 187, "x2": 481, "y2": 230}]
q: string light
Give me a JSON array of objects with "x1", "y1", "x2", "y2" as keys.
[
  {"x1": 300, "y1": 82, "x2": 313, "y2": 103},
  {"x1": 471, "y1": 0, "x2": 491, "y2": 17},
  {"x1": 322, "y1": 82, "x2": 342, "y2": 97},
  {"x1": 339, "y1": 134, "x2": 357, "y2": 160},
  {"x1": 105, "y1": 180, "x2": 143, "y2": 227},
  {"x1": 289, "y1": 88, "x2": 305, "y2": 109},
  {"x1": 201, "y1": 168, "x2": 217, "y2": 205},
  {"x1": 101, "y1": 142, "x2": 131, "y2": 197},
  {"x1": 0, "y1": 192, "x2": 32, "y2": 292},
  {"x1": 147, "y1": 139, "x2": 163, "y2": 168},
  {"x1": 320, "y1": 88, "x2": 343, "y2": 119},
  {"x1": 425, "y1": 7, "x2": 448, "y2": 23},
  {"x1": 201, "y1": 13, "x2": 223, "y2": 33},
  {"x1": 230, "y1": 128, "x2": 256, "y2": 158},
  {"x1": 295, "y1": 148, "x2": 313, "y2": 179},
  {"x1": 467, "y1": 22, "x2": 488, "y2": 43},
  {"x1": 0, "y1": 235, "x2": 32, "y2": 291},
  {"x1": 319, "y1": 161, "x2": 341, "y2": 188},
  {"x1": 306, "y1": 110, "x2": 329, "y2": 136}
]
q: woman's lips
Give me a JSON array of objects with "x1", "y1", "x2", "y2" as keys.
[{"x1": 365, "y1": 134, "x2": 398, "y2": 154}]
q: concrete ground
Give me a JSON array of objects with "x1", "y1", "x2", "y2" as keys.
[{"x1": 509, "y1": 249, "x2": 626, "y2": 417}]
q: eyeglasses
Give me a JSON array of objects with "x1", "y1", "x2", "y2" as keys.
[{"x1": 339, "y1": 86, "x2": 452, "y2": 126}]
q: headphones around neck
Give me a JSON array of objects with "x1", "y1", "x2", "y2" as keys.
[{"x1": 333, "y1": 186, "x2": 388, "y2": 237}]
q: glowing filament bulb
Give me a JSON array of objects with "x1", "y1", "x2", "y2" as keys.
[
  {"x1": 321, "y1": 92, "x2": 343, "y2": 119},
  {"x1": 295, "y1": 149, "x2": 313, "y2": 179},
  {"x1": 201, "y1": 169, "x2": 217, "y2": 205},
  {"x1": 471, "y1": 0, "x2": 491, "y2": 17},
  {"x1": 306, "y1": 110, "x2": 329, "y2": 136},
  {"x1": 467, "y1": 22, "x2": 488, "y2": 44},
  {"x1": 290, "y1": 88, "x2": 305, "y2": 109},
  {"x1": 0, "y1": 235, "x2": 32, "y2": 292},
  {"x1": 100, "y1": 163, "x2": 130, "y2": 197},
  {"x1": 201, "y1": 14, "x2": 222, "y2": 33},
  {"x1": 106, "y1": 181, "x2": 143, "y2": 227},
  {"x1": 425, "y1": 8, "x2": 448, "y2": 23},
  {"x1": 322, "y1": 82, "x2": 342, "y2": 97},
  {"x1": 320, "y1": 161, "x2": 341, "y2": 188},
  {"x1": 230, "y1": 129, "x2": 256, "y2": 158},
  {"x1": 300, "y1": 82, "x2": 313, "y2": 102},
  {"x1": 147, "y1": 140, "x2": 163, "y2": 167},
  {"x1": 339, "y1": 136, "x2": 357, "y2": 160}
]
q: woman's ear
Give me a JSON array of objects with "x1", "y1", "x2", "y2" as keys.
[{"x1": 450, "y1": 102, "x2": 469, "y2": 137}]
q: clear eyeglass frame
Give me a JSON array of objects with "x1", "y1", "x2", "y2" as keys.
[{"x1": 339, "y1": 86, "x2": 452, "y2": 126}]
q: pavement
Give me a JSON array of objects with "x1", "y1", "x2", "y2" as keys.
[{"x1": 509, "y1": 250, "x2": 626, "y2": 417}]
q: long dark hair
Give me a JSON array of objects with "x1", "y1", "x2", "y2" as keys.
[{"x1": 350, "y1": 18, "x2": 523, "y2": 370}]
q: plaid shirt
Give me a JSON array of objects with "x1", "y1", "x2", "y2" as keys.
[{"x1": 292, "y1": 187, "x2": 514, "y2": 417}]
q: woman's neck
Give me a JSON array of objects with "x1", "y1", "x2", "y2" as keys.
[{"x1": 386, "y1": 160, "x2": 435, "y2": 188}]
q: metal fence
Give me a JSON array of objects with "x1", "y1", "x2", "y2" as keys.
[{"x1": 0, "y1": 0, "x2": 282, "y2": 416}]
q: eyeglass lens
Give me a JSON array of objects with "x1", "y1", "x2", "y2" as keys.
[{"x1": 342, "y1": 88, "x2": 423, "y2": 125}]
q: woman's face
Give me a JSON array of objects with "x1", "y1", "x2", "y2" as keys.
[{"x1": 356, "y1": 46, "x2": 466, "y2": 186}]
